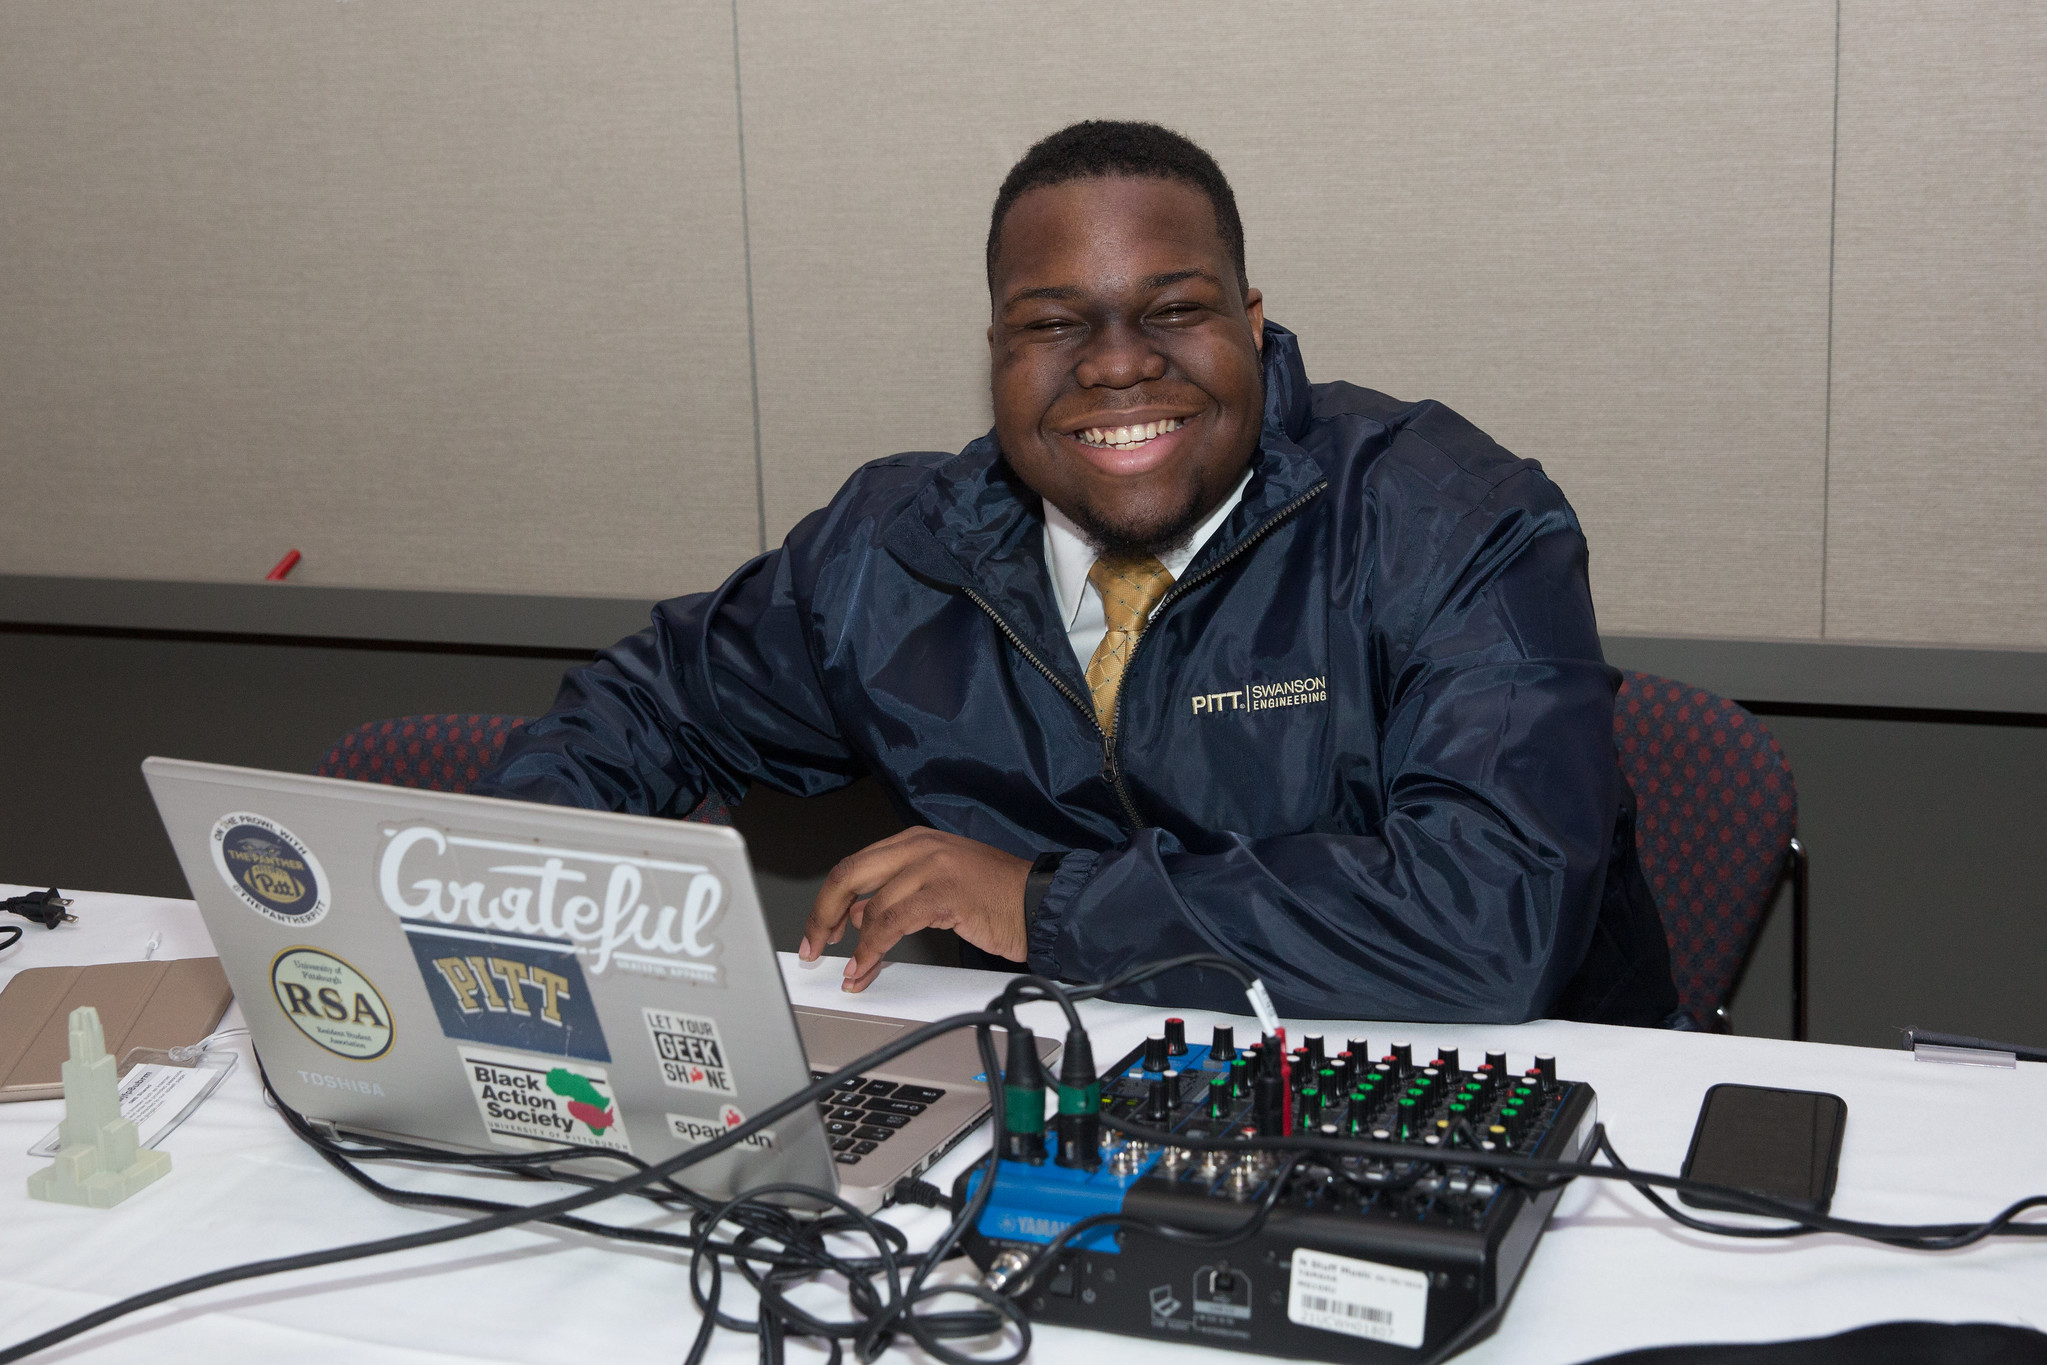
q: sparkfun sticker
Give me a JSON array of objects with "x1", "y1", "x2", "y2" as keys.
[
  {"x1": 271, "y1": 947, "x2": 393, "y2": 1060},
  {"x1": 667, "y1": 1103, "x2": 774, "y2": 1152},
  {"x1": 644, "y1": 1007, "x2": 735, "y2": 1096},
  {"x1": 458, "y1": 1046, "x2": 631, "y2": 1154},
  {"x1": 1286, "y1": 1247, "x2": 1428, "y2": 1349},
  {"x1": 405, "y1": 923, "x2": 610, "y2": 1062},
  {"x1": 211, "y1": 813, "x2": 329, "y2": 927}
]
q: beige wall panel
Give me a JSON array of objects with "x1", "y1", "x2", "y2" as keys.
[
  {"x1": 1826, "y1": 3, "x2": 2047, "y2": 648},
  {"x1": 739, "y1": 2, "x2": 1835, "y2": 639},
  {"x1": 0, "y1": 1, "x2": 757, "y2": 599}
]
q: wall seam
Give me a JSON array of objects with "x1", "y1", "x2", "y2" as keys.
[
  {"x1": 730, "y1": 0, "x2": 768, "y2": 556},
  {"x1": 1819, "y1": 0, "x2": 1842, "y2": 638}
]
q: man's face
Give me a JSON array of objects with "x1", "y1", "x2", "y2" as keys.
[{"x1": 988, "y1": 175, "x2": 1265, "y2": 559}]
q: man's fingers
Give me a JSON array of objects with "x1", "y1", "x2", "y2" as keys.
[
  {"x1": 800, "y1": 833, "x2": 931, "y2": 960},
  {"x1": 840, "y1": 877, "x2": 939, "y2": 991}
]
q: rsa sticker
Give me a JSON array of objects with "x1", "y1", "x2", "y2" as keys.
[
  {"x1": 271, "y1": 947, "x2": 394, "y2": 1060},
  {"x1": 643, "y1": 1007, "x2": 736, "y2": 1096},
  {"x1": 212, "y1": 813, "x2": 330, "y2": 927}
]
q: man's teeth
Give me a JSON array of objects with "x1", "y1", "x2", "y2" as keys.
[{"x1": 1077, "y1": 417, "x2": 1186, "y2": 449}]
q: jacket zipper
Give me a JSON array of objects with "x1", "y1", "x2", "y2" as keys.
[
  {"x1": 962, "y1": 479, "x2": 1327, "y2": 834},
  {"x1": 960, "y1": 586, "x2": 1149, "y2": 827}
]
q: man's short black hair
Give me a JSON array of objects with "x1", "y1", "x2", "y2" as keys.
[{"x1": 986, "y1": 120, "x2": 1248, "y2": 294}]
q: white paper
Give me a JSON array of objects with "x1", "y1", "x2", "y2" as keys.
[
  {"x1": 28, "y1": 1056, "x2": 235, "y2": 1158},
  {"x1": 1286, "y1": 1246, "x2": 1430, "y2": 1349}
]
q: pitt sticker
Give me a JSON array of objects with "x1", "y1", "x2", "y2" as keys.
[
  {"x1": 667, "y1": 1103, "x2": 773, "y2": 1152},
  {"x1": 271, "y1": 948, "x2": 394, "y2": 1060},
  {"x1": 643, "y1": 1007, "x2": 736, "y2": 1097},
  {"x1": 458, "y1": 1045, "x2": 632, "y2": 1154},
  {"x1": 377, "y1": 824, "x2": 726, "y2": 985},
  {"x1": 404, "y1": 923, "x2": 610, "y2": 1063},
  {"x1": 211, "y1": 813, "x2": 330, "y2": 927}
]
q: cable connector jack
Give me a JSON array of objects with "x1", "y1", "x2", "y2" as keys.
[{"x1": 2, "y1": 888, "x2": 76, "y2": 929}]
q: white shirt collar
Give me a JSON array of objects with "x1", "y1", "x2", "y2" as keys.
[{"x1": 1042, "y1": 466, "x2": 1254, "y2": 630}]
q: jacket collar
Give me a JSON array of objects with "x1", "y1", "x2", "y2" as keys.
[{"x1": 882, "y1": 322, "x2": 1326, "y2": 658}]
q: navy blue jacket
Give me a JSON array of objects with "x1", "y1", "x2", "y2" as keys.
[{"x1": 478, "y1": 325, "x2": 1677, "y2": 1025}]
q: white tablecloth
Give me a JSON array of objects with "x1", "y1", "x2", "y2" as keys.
[{"x1": 1, "y1": 886, "x2": 2042, "y2": 1364}]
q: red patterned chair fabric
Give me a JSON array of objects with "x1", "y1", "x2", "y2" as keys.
[
  {"x1": 314, "y1": 714, "x2": 732, "y2": 825},
  {"x1": 1614, "y1": 673, "x2": 1798, "y2": 1026}
]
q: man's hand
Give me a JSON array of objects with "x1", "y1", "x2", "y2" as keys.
[{"x1": 799, "y1": 829, "x2": 1031, "y2": 993}]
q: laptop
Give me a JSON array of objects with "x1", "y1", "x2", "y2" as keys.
[{"x1": 142, "y1": 757, "x2": 1054, "y2": 1211}]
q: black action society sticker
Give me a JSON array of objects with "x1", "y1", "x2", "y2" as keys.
[
  {"x1": 271, "y1": 947, "x2": 395, "y2": 1060},
  {"x1": 210, "y1": 812, "x2": 330, "y2": 927}
]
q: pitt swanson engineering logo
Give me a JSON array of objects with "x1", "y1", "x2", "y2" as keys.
[
  {"x1": 1190, "y1": 675, "x2": 1327, "y2": 716},
  {"x1": 379, "y1": 825, "x2": 727, "y2": 993}
]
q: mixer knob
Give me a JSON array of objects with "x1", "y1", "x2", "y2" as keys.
[
  {"x1": 1534, "y1": 1055, "x2": 1558, "y2": 1090},
  {"x1": 1485, "y1": 1050, "x2": 1509, "y2": 1077},
  {"x1": 1348, "y1": 1038, "x2": 1370, "y2": 1062},
  {"x1": 1304, "y1": 1034, "x2": 1326, "y2": 1066},
  {"x1": 1164, "y1": 1018, "x2": 1188, "y2": 1056},
  {"x1": 1143, "y1": 1035, "x2": 1168, "y2": 1072},
  {"x1": 1435, "y1": 1047, "x2": 1460, "y2": 1073},
  {"x1": 1210, "y1": 1025, "x2": 1236, "y2": 1063},
  {"x1": 1298, "y1": 1085, "x2": 1321, "y2": 1127},
  {"x1": 1207, "y1": 1075, "x2": 1231, "y2": 1119},
  {"x1": 1391, "y1": 1042, "x2": 1413, "y2": 1069},
  {"x1": 1145, "y1": 1076, "x2": 1172, "y2": 1124},
  {"x1": 1229, "y1": 1056, "x2": 1253, "y2": 1098}
]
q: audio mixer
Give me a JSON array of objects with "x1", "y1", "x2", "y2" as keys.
[{"x1": 956, "y1": 1020, "x2": 1597, "y2": 1364}]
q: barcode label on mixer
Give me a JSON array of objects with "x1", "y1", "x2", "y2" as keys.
[{"x1": 1286, "y1": 1248, "x2": 1427, "y2": 1347}]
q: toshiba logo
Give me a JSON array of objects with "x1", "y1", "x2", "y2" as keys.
[{"x1": 1191, "y1": 675, "x2": 1327, "y2": 715}]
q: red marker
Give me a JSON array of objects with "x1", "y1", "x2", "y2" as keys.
[{"x1": 265, "y1": 549, "x2": 302, "y2": 581}]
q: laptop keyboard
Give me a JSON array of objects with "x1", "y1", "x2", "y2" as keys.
[{"x1": 812, "y1": 1072, "x2": 947, "y2": 1165}]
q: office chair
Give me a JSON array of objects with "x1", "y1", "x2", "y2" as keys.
[
  {"x1": 1615, "y1": 673, "x2": 1808, "y2": 1038},
  {"x1": 313, "y1": 713, "x2": 732, "y2": 825}
]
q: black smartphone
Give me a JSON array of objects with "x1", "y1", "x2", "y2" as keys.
[{"x1": 1679, "y1": 1082, "x2": 1847, "y2": 1215}]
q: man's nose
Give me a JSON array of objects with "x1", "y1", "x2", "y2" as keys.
[{"x1": 1074, "y1": 320, "x2": 1167, "y2": 389}]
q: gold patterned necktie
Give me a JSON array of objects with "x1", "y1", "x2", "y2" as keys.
[{"x1": 1085, "y1": 555, "x2": 1176, "y2": 736}]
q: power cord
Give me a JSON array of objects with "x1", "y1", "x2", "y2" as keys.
[{"x1": 1, "y1": 888, "x2": 75, "y2": 930}]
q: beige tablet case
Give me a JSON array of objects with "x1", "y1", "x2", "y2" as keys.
[{"x1": 0, "y1": 958, "x2": 233, "y2": 1101}]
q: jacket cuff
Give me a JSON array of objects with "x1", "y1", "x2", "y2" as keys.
[{"x1": 1025, "y1": 848, "x2": 1099, "y2": 978}]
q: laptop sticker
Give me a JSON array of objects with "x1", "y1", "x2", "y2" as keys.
[
  {"x1": 212, "y1": 812, "x2": 330, "y2": 927},
  {"x1": 378, "y1": 823, "x2": 726, "y2": 986},
  {"x1": 458, "y1": 1046, "x2": 632, "y2": 1154},
  {"x1": 271, "y1": 947, "x2": 394, "y2": 1061},
  {"x1": 643, "y1": 1007, "x2": 738, "y2": 1097},
  {"x1": 667, "y1": 1103, "x2": 774, "y2": 1152},
  {"x1": 404, "y1": 922, "x2": 611, "y2": 1063}
]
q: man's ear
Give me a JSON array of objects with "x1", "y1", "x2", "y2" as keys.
[{"x1": 1245, "y1": 287, "x2": 1265, "y2": 352}]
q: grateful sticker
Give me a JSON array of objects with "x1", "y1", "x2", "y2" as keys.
[
  {"x1": 643, "y1": 1007, "x2": 736, "y2": 1096},
  {"x1": 666, "y1": 1103, "x2": 773, "y2": 1152},
  {"x1": 271, "y1": 947, "x2": 394, "y2": 1060},
  {"x1": 458, "y1": 1046, "x2": 632, "y2": 1155},
  {"x1": 211, "y1": 812, "x2": 329, "y2": 926}
]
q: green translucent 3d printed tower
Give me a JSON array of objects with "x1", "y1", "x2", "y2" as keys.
[{"x1": 26, "y1": 1005, "x2": 171, "y2": 1207}]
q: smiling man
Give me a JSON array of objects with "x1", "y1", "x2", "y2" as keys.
[{"x1": 477, "y1": 121, "x2": 1679, "y2": 1025}]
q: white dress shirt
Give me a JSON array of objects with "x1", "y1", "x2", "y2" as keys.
[{"x1": 1042, "y1": 467, "x2": 1254, "y2": 670}]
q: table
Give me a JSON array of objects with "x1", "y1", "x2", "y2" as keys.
[{"x1": 2, "y1": 886, "x2": 2042, "y2": 1364}]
